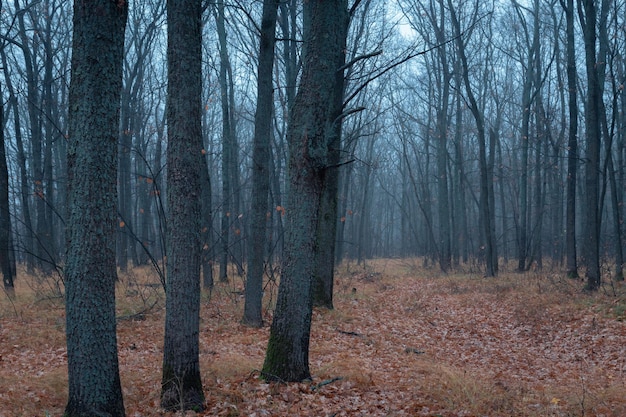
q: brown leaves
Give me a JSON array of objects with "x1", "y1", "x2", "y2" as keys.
[{"x1": 2, "y1": 262, "x2": 626, "y2": 416}]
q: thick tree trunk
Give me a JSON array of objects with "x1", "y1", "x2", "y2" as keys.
[
  {"x1": 161, "y1": 0, "x2": 205, "y2": 411},
  {"x1": 263, "y1": 0, "x2": 348, "y2": 382},
  {"x1": 311, "y1": 0, "x2": 348, "y2": 307},
  {"x1": 64, "y1": 1, "x2": 127, "y2": 415}
]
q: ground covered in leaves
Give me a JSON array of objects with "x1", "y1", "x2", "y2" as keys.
[{"x1": 1, "y1": 259, "x2": 625, "y2": 416}]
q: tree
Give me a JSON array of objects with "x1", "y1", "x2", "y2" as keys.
[
  {"x1": 562, "y1": 0, "x2": 579, "y2": 278},
  {"x1": 0, "y1": 38, "x2": 35, "y2": 274},
  {"x1": 64, "y1": 0, "x2": 127, "y2": 415},
  {"x1": 160, "y1": 0, "x2": 205, "y2": 410},
  {"x1": 0, "y1": 50, "x2": 15, "y2": 293},
  {"x1": 243, "y1": 0, "x2": 279, "y2": 327},
  {"x1": 448, "y1": 0, "x2": 497, "y2": 276},
  {"x1": 263, "y1": 0, "x2": 349, "y2": 382},
  {"x1": 579, "y1": 0, "x2": 603, "y2": 290},
  {"x1": 311, "y1": 0, "x2": 350, "y2": 305},
  {"x1": 215, "y1": 0, "x2": 243, "y2": 282}
]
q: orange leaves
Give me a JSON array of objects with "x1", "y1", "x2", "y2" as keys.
[
  {"x1": 4, "y1": 262, "x2": 626, "y2": 416},
  {"x1": 137, "y1": 175, "x2": 154, "y2": 184}
]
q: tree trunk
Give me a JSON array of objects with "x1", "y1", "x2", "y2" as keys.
[
  {"x1": 161, "y1": 0, "x2": 205, "y2": 411},
  {"x1": 200, "y1": 152, "x2": 214, "y2": 290},
  {"x1": 0, "y1": 75, "x2": 15, "y2": 293},
  {"x1": 563, "y1": 0, "x2": 579, "y2": 278},
  {"x1": 311, "y1": 0, "x2": 349, "y2": 307},
  {"x1": 579, "y1": 0, "x2": 603, "y2": 290},
  {"x1": 0, "y1": 55, "x2": 34, "y2": 272},
  {"x1": 448, "y1": 0, "x2": 496, "y2": 276},
  {"x1": 263, "y1": 0, "x2": 349, "y2": 382},
  {"x1": 244, "y1": 0, "x2": 279, "y2": 327},
  {"x1": 216, "y1": 0, "x2": 234, "y2": 283},
  {"x1": 118, "y1": 92, "x2": 132, "y2": 272},
  {"x1": 64, "y1": 0, "x2": 127, "y2": 415}
]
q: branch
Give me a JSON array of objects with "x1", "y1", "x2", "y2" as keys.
[
  {"x1": 334, "y1": 106, "x2": 366, "y2": 124},
  {"x1": 343, "y1": 34, "x2": 460, "y2": 107},
  {"x1": 325, "y1": 159, "x2": 356, "y2": 170},
  {"x1": 336, "y1": 329, "x2": 364, "y2": 337},
  {"x1": 312, "y1": 377, "x2": 344, "y2": 391},
  {"x1": 349, "y1": 0, "x2": 364, "y2": 16},
  {"x1": 339, "y1": 49, "x2": 383, "y2": 72}
]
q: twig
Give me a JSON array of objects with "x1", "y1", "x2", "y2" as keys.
[
  {"x1": 311, "y1": 377, "x2": 343, "y2": 391},
  {"x1": 116, "y1": 299, "x2": 159, "y2": 322},
  {"x1": 336, "y1": 329, "x2": 363, "y2": 337},
  {"x1": 404, "y1": 347, "x2": 425, "y2": 355}
]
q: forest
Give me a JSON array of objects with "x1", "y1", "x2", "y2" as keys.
[{"x1": 0, "y1": 0, "x2": 625, "y2": 415}]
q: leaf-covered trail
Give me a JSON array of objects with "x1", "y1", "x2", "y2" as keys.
[{"x1": 1, "y1": 260, "x2": 625, "y2": 416}]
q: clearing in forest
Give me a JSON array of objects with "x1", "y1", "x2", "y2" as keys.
[{"x1": 1, "y1": 259, "x2": 625, "y2": 416}]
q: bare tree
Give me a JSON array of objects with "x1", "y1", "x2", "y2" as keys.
[
  {"x1": 263, "y1": 0, "x2": 349, "y2": 382},
  {"x1": 0, "y1": 52, "x2": 15, "y2": 293},
  {"x1": 579, "y1": 0, "x2": 604, "y2": 290},
  {"x1": 160, "y1": 0, "x2": 205, "y2": 410},
  {"x1": 64, "y1": 0, "x2": 127, "y2": 414},
  {"x1": 243, "y1": 0, "x2": 279, "y2": 327}
]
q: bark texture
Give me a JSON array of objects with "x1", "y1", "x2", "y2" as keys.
[
  {"x1": 263, "y1": 0, "x2": 348, "y2": 381},
  {"x1": 161, "y1": 0, "x2": 205, "y2": 411},
  {"x1": 244, "y1": 0, "x2": 279, "y2": 327},
  {"x1": 64, "y1": 0, "x2": 127, "y2": 415}
]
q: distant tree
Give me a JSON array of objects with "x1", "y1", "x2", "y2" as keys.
[
  {"x1": 215, "y1": 0, "x2": 243, "y2": 282},
  {"x1": 0, "y1": 58, "x2": 15, "y2": 293},
  {"x1": 561, "y1": 0, "x2": 579, "y2": 278},
  {"x1": 160, "y1": 0, "x2": 205, "y2": 410},
  {"x1": 243, "y1": 0, "x2": 279, "y2": 327},
  {"x1": 579, "y1": 0, "x2": 603, "y2": 290},
  {"x1": 200, "y1": 149, "x2": 214, "y2": 289},
  {"x1": 448, "y1": 0, "x2": 497, "y2": 276},
  {"x1": 0, "y1": 44, "x2": 34, "y2": 273},
  {"x1": 262, "y1": 0, "x2": 349, "y2": 382},
  {"x1": 64, "y1": 0, "x2": 127, "y2": 415}
]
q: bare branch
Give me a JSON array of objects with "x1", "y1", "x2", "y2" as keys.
[{"x1": 339, "y1": 49, "x2": 383, "y2": 72}]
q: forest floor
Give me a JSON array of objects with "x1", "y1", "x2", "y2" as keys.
[{"x1": 1, "y1": 259, "x2": 625, "y2": 417}]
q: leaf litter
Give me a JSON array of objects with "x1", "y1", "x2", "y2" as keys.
[{"x1": 0, "y1": 259, "x2": 625, "y2": 416}]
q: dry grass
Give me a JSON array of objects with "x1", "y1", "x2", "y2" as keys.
[{"x1": 1, "y1": 259, "x2": 625, "y2": 416}]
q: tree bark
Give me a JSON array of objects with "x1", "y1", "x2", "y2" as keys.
[
  {"x1": 64, "y1": 0, "x2": 127, "y2": 415},
  {"x1": 561, "y1": 0, "x2": 580, "y2": 277},
  {"x1": 244, "y1": 0, "x2": 279, "y2": 327},
  {"x1": 263, "y1": 0, "x2": 348, "y2": 382},
  {"x1": 161, "y1": 0, "x2": 205, "y2": 410},
  {"x1": 579, "y1": 0, "x2": 603, "y2": 290},
  {"x1": 0, "y1": 71, "x2": 15, "y2": 293},
  {"x1": 311, "y1": 0, "x2": 349, "y2": 307}
]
